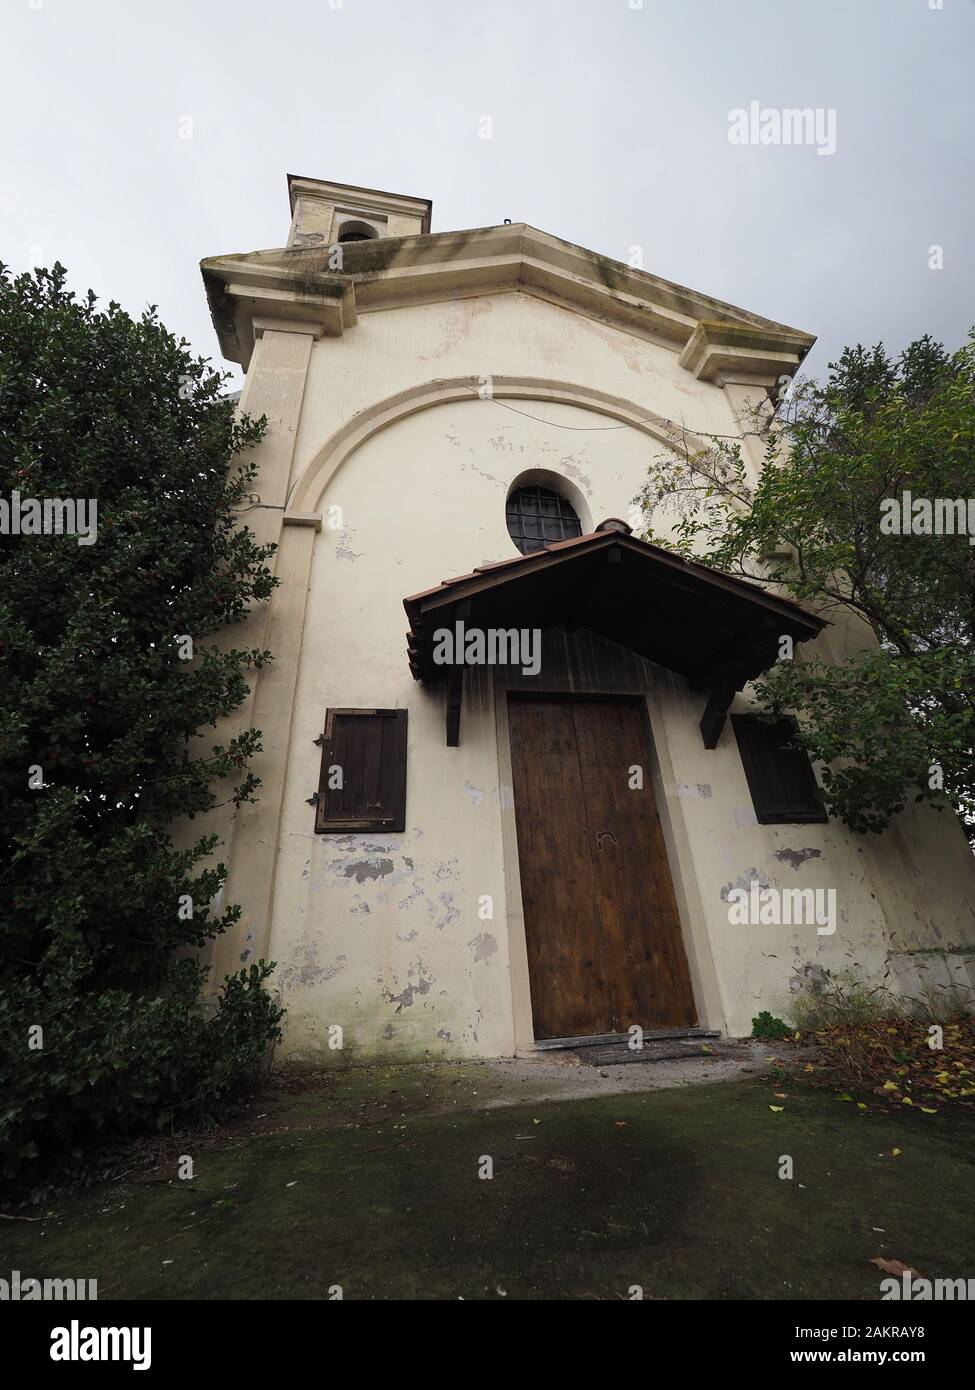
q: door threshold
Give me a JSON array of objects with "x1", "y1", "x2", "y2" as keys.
[{"x1": 533, "y1": 1027, "x2": 719, "y2": 1051}]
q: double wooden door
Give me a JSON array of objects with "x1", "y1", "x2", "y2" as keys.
[{"x1": 508, "y1": 697, "x2": 696, "y2": 1040}]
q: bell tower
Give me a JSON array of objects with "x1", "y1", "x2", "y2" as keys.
[{"x1": 286, "y1": 175, "x2": 432, "y2": 249}]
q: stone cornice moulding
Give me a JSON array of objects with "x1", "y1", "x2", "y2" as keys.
[
  {"x1": 202, "y1": 268, "x2": 356, "y2": 365},
  {"x1": 251, "y1": 316, "x2": 329, "y2": 343},
  {"x1": 678, "y1": 320, "x2": 811, "y2": 384},
  {"x1": 201, "y1": 224, "x2": 815, "y2": 378}
]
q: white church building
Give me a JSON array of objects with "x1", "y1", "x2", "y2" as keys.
[{"x1": 198, "y1": 176, "x2": 975, "y2": 1060}]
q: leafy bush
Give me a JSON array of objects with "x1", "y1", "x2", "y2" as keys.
[
  {"x1": 0, "y1": 263, "x2": 283, "y2": 1183},
  {"x1": 751, "y1": 1011, "x2": 792, "y2": 1040},
  {"x1": 635, "y1": 331, "x2": 975, "y2": 841},
  {"x1": 0, "y1": 961, "x2": 282, "y2": 1180}
]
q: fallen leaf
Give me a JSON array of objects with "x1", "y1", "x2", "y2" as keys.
[
  {"x1": 769, "y1": 1105, "x2": 784, "y2": 1112},
  {"x1": 891, "y1": 1147, "x2": 902, "y2": 1157},
  {"x1": 870, "y1": 1257, "x2": 920, "y2": 1277}
]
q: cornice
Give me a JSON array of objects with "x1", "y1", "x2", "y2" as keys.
[{"x1": 201, "y1": 224, "x2": 815, "y2": 378}]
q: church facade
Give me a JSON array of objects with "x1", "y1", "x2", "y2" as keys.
[{"x1": 198, "y1": 176, "x2": 975, "y2": 1060}]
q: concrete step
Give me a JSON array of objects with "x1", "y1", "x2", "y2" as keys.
[
  {"x1": 534, "y1": 1027, "x2": 719, "y2": 1052},
  {"x1": 576, "y1": 1039, "x2": 729, "y2": 1066}
]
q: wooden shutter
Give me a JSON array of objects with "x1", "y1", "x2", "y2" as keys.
[
  {"x1": 314, "y1": 709, "x2": 408, "y2": 833},
  {"x1": 731, "y1": 713, "x2": 827, "y2": 825}
]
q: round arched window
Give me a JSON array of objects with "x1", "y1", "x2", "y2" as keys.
[{"x1": 506, "y1": 484, "x2": 583, "y2": 555}]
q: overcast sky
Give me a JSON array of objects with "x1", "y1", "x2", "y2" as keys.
[{"x1": 3, "y1": 0, "x2": 972, "y2": 388}]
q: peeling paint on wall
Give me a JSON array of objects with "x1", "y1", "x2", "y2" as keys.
[
  {"x1": 774, "y1": 847, "x2": 823, "y2": 870},
  {"x1": 277, "y1": 939, "x2": 348, "y2": 992},
  {"x1": 556, "y1": 455, "x2": 594, "y2": 495},
  {"x1": 470, "y1": 931, "x2": 498, "y2": 964},
  {"x1": 790, "y1": 961, "x2": 830, "y2": 995},
  {"x1": 668, "y1": 782, "x2": 712, "y2": 800},
  {"x1": 431, "y1": 892, "x2": 460, "y2": 930},
  {"x1": 382, "y1": 958, "x2": 436, "y2": 1012},
  {"x1": 720, "y1": 868, "x2": 771, "y2": 902},
  {"x1": 343, "y1": 858, "x2": 395, "y2": 882},
  {"x1": 488, "y1": 432, "x2": 515, "y2": 453},
  {"x1": 333, "y1": 527, "x2": 362, "y2": 561}
]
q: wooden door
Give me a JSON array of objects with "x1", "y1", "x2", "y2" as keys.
[{"x1": 508, "y1": 697, "x2": 696, "y2": 1040}]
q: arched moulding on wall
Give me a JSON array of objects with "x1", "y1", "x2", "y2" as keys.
[{"x1": 285, "y1": 375, "x2": 706, "y2": 521}]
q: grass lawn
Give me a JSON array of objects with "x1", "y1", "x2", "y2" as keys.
[{"x1": 4, "y1": 1065, "x2": 972, "y2": 1300}]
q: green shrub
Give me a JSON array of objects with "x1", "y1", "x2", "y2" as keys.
[
  {"x1": 751, "y1": 1011, "x2": 792, "y2": 1040},
  {"x1": 0, "y1": 961, "x2": 282, "y2": 1181},
  {"x1": 0, "y1": 263, "x2": 282, "y2": 1185}
]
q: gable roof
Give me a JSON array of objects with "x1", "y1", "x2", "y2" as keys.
[
  {"x1": 201, "y1": 222, "x2": 815, "y2": 373},
  {"x1": 403, "y1": 522, "x2": 826, "y2": 747}
]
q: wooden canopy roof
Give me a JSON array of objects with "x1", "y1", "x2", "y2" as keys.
[{"x1": 403, "y1": 521, "x2": 826, "y2": 747}]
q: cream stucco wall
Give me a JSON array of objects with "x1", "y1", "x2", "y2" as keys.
[{"x1": 208, "y1": 288, "x2": 975, "y2": 1059}]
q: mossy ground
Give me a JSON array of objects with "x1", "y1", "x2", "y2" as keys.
[{"x1": 4, "y1": 1064, "x2": 972, "y2": 1300}]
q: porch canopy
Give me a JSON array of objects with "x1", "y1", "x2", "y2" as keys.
[{"x1": 403, "y1": 520, "x2": 826, "y2": 747}]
